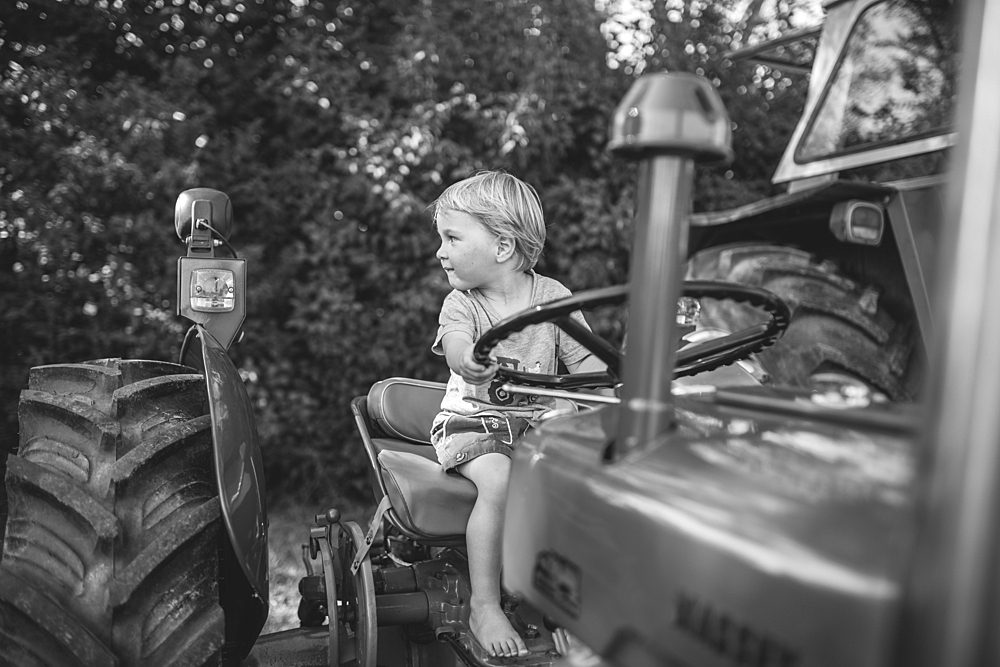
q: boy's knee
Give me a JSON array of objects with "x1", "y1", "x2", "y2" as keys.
[
  {"x1": 461, "y1": 453, "x2": 511, "y2": 495},
  {"x1": 477, "y1": 472, "x2": 510, "y2": 499}
]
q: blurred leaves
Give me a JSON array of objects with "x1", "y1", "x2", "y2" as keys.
[{"x1": 1, "y1": 0, "x2": 810, "y2": 502}]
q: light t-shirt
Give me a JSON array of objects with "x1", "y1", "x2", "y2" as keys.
[{"x1": 432, "y1": 271, "x2": 592, "y2": 421}]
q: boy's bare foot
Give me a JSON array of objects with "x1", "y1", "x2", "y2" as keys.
[{"x1": 470, "y1": 602, "x2": 528, "y2": 658}]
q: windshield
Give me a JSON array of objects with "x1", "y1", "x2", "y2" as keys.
[{"x1": 795, "y1": 0, "x2": 958, "y2": 163}]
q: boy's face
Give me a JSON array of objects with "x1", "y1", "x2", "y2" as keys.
[{"x1": 436, "y1": 209, "x2": 503, "y2": 291}]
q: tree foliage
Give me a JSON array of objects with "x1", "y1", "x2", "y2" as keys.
[{"x1": 1, "y1": 0, "x2": 811, "y2": 502}]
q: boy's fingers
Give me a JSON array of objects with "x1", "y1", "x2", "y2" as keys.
[{"x1": 463, "y1": 369, "x2": 495, "y2": 385}]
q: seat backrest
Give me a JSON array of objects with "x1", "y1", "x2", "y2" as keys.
[{"x1": 367, "y1": 377, "x2": 446, "y2": 445}]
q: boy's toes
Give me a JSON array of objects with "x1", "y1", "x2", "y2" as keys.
[
  {"x1": 470, "y1": 607, "x2": 528, "y2": 658},
  {"x1": 498, "y1": 638, "x2": 518, "y2": 657}
]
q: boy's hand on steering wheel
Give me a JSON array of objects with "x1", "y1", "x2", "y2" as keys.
[{"x1": 457, "y1": 346, "x2": 497, "y2": 385}]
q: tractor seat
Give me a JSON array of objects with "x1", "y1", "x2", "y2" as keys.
[{"x1": 351, "y1": 378, "x2": 476, "y2": 543}]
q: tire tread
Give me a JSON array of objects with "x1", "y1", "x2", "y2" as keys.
[
  {"x1": 687, "y1": 243, "x2": 920, "y2": 400},
  {"x1": 0, "y1": 359, "x2": 226, "y2": 666}
]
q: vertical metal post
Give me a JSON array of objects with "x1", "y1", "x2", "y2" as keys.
[
  {"x1": 894, "y1": 1, "x2": 1000, "y2": 665},
  {"x1": 607, "y1": 73, "x2": 733, "y2": 458},
  {"x1": 617, "y1": 156, "x2": 694, "y2": 452}
]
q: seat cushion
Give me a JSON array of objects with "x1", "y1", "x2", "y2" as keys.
[
  {"x1": 368, "y1": 377, "x2": 446, "y2": 444},
  {"x1": 371, "y1": 437, "x2": 437, "y2": 461},
  {"x1": 378, "y1": 449, "x2": 476, "y2": 537}
]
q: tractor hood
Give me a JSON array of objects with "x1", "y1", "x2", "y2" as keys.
[{"x1": 502, "y1": 389, "x2": 920, "y2": 667}]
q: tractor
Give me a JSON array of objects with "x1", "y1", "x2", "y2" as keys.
[{"x1": 1, "y1": 0, "x2": 991, "y2": 665}]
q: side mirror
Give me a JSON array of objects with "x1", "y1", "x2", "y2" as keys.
[{"x1": 175, "y1": 187, "x2": 233, "y2": 242}]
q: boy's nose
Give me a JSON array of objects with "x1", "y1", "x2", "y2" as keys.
[{"x1": 436, "y1": 244, "x2": 446, "y2": 259}]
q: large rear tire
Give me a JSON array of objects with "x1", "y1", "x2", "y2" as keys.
[
  {"x1": 686, "y1": 244, "x2": 922, "y2": 401},
  {"x1": 0, "y1": 359, "x2": 225, "y2": 667}
]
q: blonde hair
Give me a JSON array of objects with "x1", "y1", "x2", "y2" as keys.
[{"x1": 433, "y1": 171, "x2": 545, "y2": 271}]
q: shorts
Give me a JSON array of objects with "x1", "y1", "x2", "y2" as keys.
[{"x1": 430, "y1": 413, "x2": 532, "y2": 472}]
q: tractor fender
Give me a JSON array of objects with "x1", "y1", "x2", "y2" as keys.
[{"x1": 200, "y1": 325, "x2": 269, "y2": 636}]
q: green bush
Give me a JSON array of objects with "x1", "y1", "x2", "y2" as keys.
[{"x1": 0, "y1": 0, "x2": 805, "y2": 504}]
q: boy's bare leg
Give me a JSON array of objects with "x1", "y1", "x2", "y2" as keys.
[{"x1": 457, "y1": 453, "x2": 529, "y2": 658}]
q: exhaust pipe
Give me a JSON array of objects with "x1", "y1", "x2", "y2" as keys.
[{"x1": 607, "y1": 73, "x2": 733, "y2": 458}]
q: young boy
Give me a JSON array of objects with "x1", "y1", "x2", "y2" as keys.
[{"x1": 430, "y1": 171, "x2": 606, "y2": 658}]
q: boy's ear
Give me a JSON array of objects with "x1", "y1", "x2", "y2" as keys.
[{"x1": 495, "y1": 237, "x2": 517, "y2": 263}]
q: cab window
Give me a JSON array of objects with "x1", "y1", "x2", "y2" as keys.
[{"x1": 796, "y1": 0, "x2": 958, "y2": 162}]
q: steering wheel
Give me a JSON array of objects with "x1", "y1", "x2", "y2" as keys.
[{"x1": 471, "y1": 280, "x2": 790, "y2": 390}]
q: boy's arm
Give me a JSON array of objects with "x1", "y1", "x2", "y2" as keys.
[
  {"x1": 440, "y1": 330, "x2": 498, "y2": 385},
  {"x1": 566, "y1": 353, "x2": 616, "y2": 397},
  {"x1": 565, "y1": 353, "x2": 607, "y2": 375}
]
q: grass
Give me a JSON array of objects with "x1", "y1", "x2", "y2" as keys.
[{"x1": 260, "y1": 495, "x2": 376, "y2": 635}]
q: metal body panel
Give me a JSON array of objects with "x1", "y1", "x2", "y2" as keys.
[
  {"x1": 776, "y1": 135, "x2": 956, "y2": 185},
  {"x1": 689, "y1": 180, "x2": 892, "y2": 228},
  {"x1": 895, "y1": 1, "x2": 1000, "y2": 663},
  {"x1": 200, "y1": 326, "x2": 269, "y2": 618},
  {"x1": 503, "y1": 399, "x2": 917, "y2": 666},
  {"x1": 884, "y1": 179, "x2": 947, "y2": 342}
]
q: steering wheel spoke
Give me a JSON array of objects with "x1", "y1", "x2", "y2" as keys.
[{"x1": 552, "y1": 314, "x2": 623, "y2": 375}]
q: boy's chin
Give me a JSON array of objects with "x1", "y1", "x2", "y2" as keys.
[{"x1": 446, "y1": 273, "x2": 470, "y2": 290}]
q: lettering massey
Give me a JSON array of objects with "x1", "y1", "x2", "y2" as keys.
[{"x1": 673, "y1": 592, "x2": 799, "y2": 667}]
